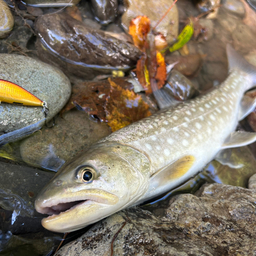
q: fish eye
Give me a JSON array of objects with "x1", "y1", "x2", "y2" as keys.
[{"x1": 78, "y1": 166, "x2": 96, "y2": 183}]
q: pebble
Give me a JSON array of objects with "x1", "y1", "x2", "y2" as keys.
[
  {"x1": 224, "y1": 0, "x2": 245, "y2": 17},
  {"x1": 0, "y1": 0, "x2": 14, "y2": 38}
]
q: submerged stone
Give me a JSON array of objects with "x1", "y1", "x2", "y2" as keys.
[{"x1": 35, "y1": 13, "x2": 141, "y2": 81}]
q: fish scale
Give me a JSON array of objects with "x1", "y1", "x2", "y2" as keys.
[{"x1": 35, "y1": 45, "x2": 256, "y2": 233}]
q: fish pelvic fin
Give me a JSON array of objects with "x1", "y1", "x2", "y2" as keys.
[{"x1": 227, "y1": 44, "x2": 256, "y2": 91}]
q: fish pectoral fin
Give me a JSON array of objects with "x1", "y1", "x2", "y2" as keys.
[
  {"x1": 221, "y1": 131, "x2": 256, "y2": 150},
  {"x1": 149, "y1": 155, "x2": 195, "y2": 189},
  {"x1": 214, "y1": 149, "x2": 244, "y2": 169},
  {"x1": 238, "y1": 94, "x2": 256, "y2": 120}
]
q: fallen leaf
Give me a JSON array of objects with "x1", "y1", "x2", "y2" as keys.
[
  {"x1": 106, "y1": 78, "x2": 151, "y2": 131},
  {"x1": 61, "y1": 78, "x2": 133, "y2": 122},
  {"x1": 129, "y1": 16, "x2": 151, "y2": 50}
]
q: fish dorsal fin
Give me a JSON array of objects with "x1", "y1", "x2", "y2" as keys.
[
  {"x1": 149, "y1": 155, "x2": 195, "y2": 190},
  {"x1": 239, "y1": 95, "x2": 256, "y2": 120},
  {"x1": 221, "y1": 131, "x2": 256, "y2": 150}
]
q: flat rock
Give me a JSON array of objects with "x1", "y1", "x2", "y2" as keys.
[
  {"x1": 20, "y1": 110, "x2": 111, "y2": 171},
  {"x1": 0, "y1": 54, "x2": 71, "y2": 136},
  {"x1": 55, "y1": 183, "x2": 256, "y2": 255},
  {"x1": 121, "y1": 0, "x2": 179, "y2": 44}
]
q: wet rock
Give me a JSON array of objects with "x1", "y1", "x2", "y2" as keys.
[
  {"x1": 166, "y1": 53, "x2": 205, "y2": 77},
  {"x1": 55, "y1": 182, "x2": 256, "y2": 255},
  {"x1": 35, "y1": 13, "x2": 141, "y2": 81},
  {"x1": 21, "y1": 0, "x2": 80, "y2": 6},
  {"x1": 163, "y1": 70, "x2": 197, "y2": 101},
  {"x1": 204, "y1": 146, "x2": 256, "y2": 187},
  {"x1": 217, "y1": 10, "x2": 239, "y2": 33},
  {"x1": 20, "y1": 110, "x2": 111, "y2": 171},
  {"x1": 0, "y1": 54, "x2": 71, "y2": 140},
  {"x1": 224, "y1": 0, "x2": 245, "y2": 17},
  {"x1": 0, "y1": 0, "x2": 14, "y2": 38},
  {"x1": 90, "y1": 0, "x2": 118, "y2": 24},
  {"x1": 0, "y1": 161, "x2": 54, "y2": 234},
  {"x1": 121, "y1": 0, "x2": 179, "y2": 44},
  {"x1": 248, "y1": 173, "x2": 256, "y2": 189},
  {"x1": 232, "y1": 23, "x2": 255, "y2": 53}
]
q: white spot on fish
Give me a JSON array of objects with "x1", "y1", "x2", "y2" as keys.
[
  {"x1": 148, "y1": 125, "x2": 153, "y2": 129},
  {"x1": 173, "y1": 116, "x2": 178, "y2": 120},
  {"x1": 223, "y1": 106, "x2": 228, "y2": 112},
  {"x1": 164, "y1": 149, "x2": 170, "y2": 156},
  {"x1": 191, "y1": 108, "x2": 196, "y2": 112},
  {"x1": 138, "y1": 132, "x2": 143, "y2": 136},
  {"x1": 145, "y1": 143, "x2": 152, "y2": 150},
  {"x1": 208, "y1": 121, "x2": 212, "y2": 125},
  {"x1": 207, "y1": 127, "x2": 211, "y2": 134},
  {"x1": 199, "y1": 116, "x2": 204, "y2": 121},
  {"x1": 212, "y1": 100, "x2": 217, "y2": 104},
  {"x1": 156, "y1": 145, "x2": 161, "y2": 150},
  {"x1": 184, "y1": 132, "x2": 190, "y2": 137},
  {"x1": 186, "y1": 111, "x2": 191, "y2": 115},
  {"x1": 163, "y1": 120, "x2": 169, "y2": 125},
  {"x1": 173, "y1": 127, "x2": 179, "y2": 132},
  {"x1": 205, "y1": 104, "x2": 210, "y2": 108},
  {"x1": 184, "y1": 117, "x2": 190, "y2": 122},
  {"x1": 161, "y1": 127, "x2": 166, "y2": 133},
  {"x1": 182, "y1": 139, "x2": 189, "y2": 146},
  {"x1": 192, "y1": 138, "x2": 197, "y2": 143},
  {"x1": 182, "y1": 123, "x2": 188, "y2": 128},
  {"x1": 196, "y1": 122, "x2": 202, "y2": 129},
  {"x1": 199, "y1": 107, "x2": 204, "y2": 112},
  {"x1": 151, "y1": 135, "x2": 157, "y2": 141},
  {"x1": 159, "y1": 156, "x2": 164, "y2": 162},
  {"x1": 210, "y1": 115, "x2": 216, "y2": 121},
  {"x1": 198, "y1": 134, "x2": 203, "y2": 140},
  {"x1": 167, "y1": 138, "x2": 174, "y2": 145},
  {"x1": 216, "y1": 108, "x2": 221, "y2": 113}
]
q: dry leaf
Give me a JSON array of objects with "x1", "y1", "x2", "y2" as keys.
[{"x1": 106, "y1": 78, "x2": 151, "y2": 131}]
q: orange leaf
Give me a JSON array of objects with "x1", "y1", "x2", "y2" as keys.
[
  {"x1": 129, "y1": 16, "x2": 151, "y2": 50},
  {"x1": 155, "y1": 51, "x2": 167, "y2": 90},
  {"x1": 106, "y1": 78, "x2": 151, "y2": 131}
]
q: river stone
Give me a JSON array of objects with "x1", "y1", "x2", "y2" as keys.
[
  {"x1": 0, "y1": 54, "x2": 71, "y2": 135},
  {"x1": 20, "y1": 110, "x2": 111, "y2": 171},
  {"x1": 35, "y1": 13, "x2": 141, "y2": 81},
  {"x1": 0, "y1": 161, "x2": 54, "y2": 234},
  {"x1": 0, "y1": 0, "x2": 14, "y2": 38},
  {"x1": 121, "y1": 0, "x2": 179, "y2": 44},
  {"x1": 55, "y1": 182, "x2": 256, "y2": 255}
]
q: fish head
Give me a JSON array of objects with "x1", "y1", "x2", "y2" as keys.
[{"x1": 35, "y1": 143, "x2": 150, "y2": 233}]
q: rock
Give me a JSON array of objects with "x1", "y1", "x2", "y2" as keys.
[
  {"x1": 217, "y1": 10, "x2": 239, "y2": 33},
  {"x1": 21, "y1": 0, "x2": 80, "y2": 6},
  {"x1": 20, "y1": 110, "x2": 111, "y2": 171},
  {"x1": 163, "y1": 69, "x2": 197, "y2": 101},
  {"x1": 121, "y1": 0, "x2": 179, "y2": 44},
  {"x1": 55, "y1": 182, "x2": 256, "y2": 255},
  {"x1": 35, "y1": 13, "x2": 141, "y2": 81},
  {"x1": 224, "y1": 0, "x2": 245, "y2": 17},
  {"x1": 90, "y1": 0, "x2": 118, "y2": 24},
  {"x1": 0, "y1": 54, "x2": 71, "y2": 140},
  {"x1": 0, "y1": 161, "x2": 54, "y2": 234},
  {"x1": 0, "y1": 0, "x2": 14, "y2": 38}
]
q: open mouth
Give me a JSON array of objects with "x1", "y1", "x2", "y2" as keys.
[{"x1": 35, "y1": 189, "x2": 119, "y2": 217}]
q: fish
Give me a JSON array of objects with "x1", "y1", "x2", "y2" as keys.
[
  {"x1": 0, "y1": 79, "x2": 48, "y2": 114},
  {"x1": 35, "y1": 45, "x2": 256, "y2": 233}
]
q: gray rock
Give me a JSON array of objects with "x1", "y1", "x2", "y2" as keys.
[
  {"x1": 224, "y1": 0, "x2": 245, "y2": 17},
  {"x1": 0, "y1": 54, "x2": 71, "y2": 137},
  {"x1": 55, "y1": 183, "x2": 256, "y2": 255},
  {"x1": 121, "y1": 0, "x2": 179, "y2": 44},
  {"x1": 0, "y1": 161, "x2": 54, "y2": 234},
  {"x1": 0, "y1": 0, "x2": 14, "y2": 38},
  {"x1": 20, "y1": 110, "x2": 111, "y2": 171}
]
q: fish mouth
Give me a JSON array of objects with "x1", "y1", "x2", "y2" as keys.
[{"x1": 35, "y1": 189, "x2": 119, "y2": 217}]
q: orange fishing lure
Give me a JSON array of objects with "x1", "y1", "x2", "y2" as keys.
[{"x1": 0, "y1": 79, "x2": 48, "y2": 114}]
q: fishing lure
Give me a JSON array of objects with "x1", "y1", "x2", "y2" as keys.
[{"x1": 0, "y1": 79, "x2": 48, "y2": 115}]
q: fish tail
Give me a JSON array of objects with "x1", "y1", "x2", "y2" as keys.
[{"x1": 227, "y1": 44, "x2": 256, "y2": 91}]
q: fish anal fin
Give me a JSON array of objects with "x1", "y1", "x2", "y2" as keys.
[
  {"x1": 239, "y1": 94, "x2": 256, "y2": 120},
  {"x1": 222, "y1": 131, "x2": 256, "y2": 150},
  {"x1": 150, "y1": 155, "x2": 195, "y2": 188}
]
